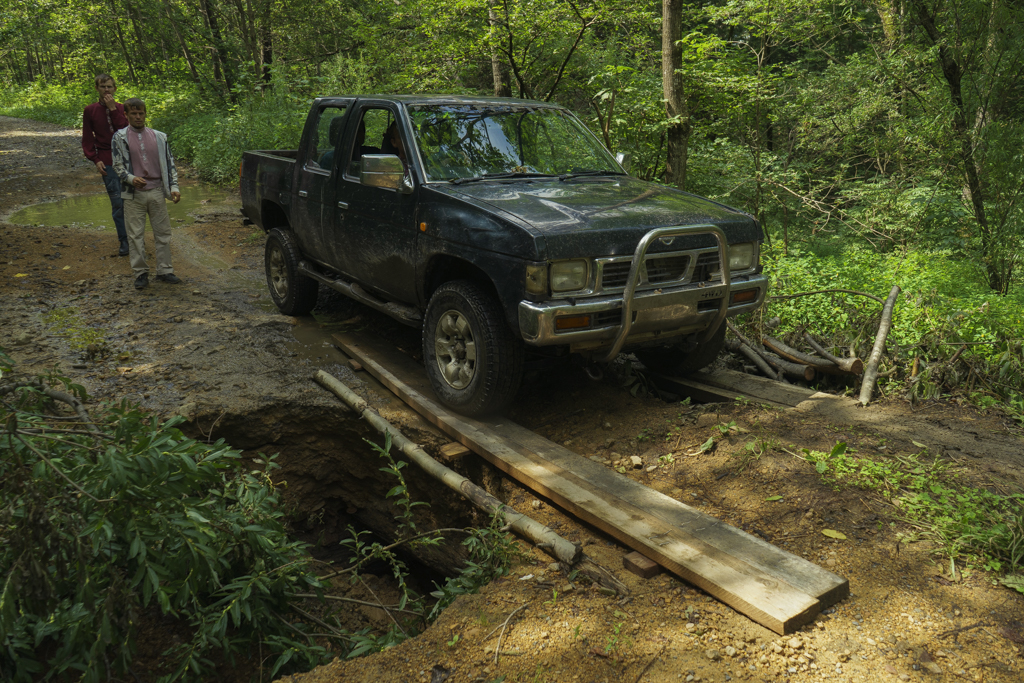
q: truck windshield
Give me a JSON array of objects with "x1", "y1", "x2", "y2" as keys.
[{"x1": 408, "y1": 105, "x2": 621, "y2": 182}]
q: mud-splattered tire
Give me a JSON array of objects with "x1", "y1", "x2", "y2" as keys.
[
  {"x1": 265, "y1": 228, "x2": 318, "y2": 316},
  {"x1": 422, "y1": 280, "x2": 523, "y2": 417},
  {"x1": 635, "y1": 322, "x2": 726, "y2": 375}
]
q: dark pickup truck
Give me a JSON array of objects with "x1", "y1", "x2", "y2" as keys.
[{"x1": 241, "y1": 96, "x2": 767, "y2": 415}]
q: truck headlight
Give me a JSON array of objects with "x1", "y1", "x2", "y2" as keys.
[
  {"x1": 550, "y1": 260, "x2": 590, "y2": 293},
  {"x1": 525, "y1": 263, "x2": 548, "y2": 295},
  {"x1": 728, "y1": 242, "x2": 755, "y2": 271}
]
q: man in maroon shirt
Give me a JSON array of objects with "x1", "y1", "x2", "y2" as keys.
[{"x1": 82, "y1": 73, "x2": 129, "y2": 256}]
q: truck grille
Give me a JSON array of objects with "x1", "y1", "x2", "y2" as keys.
[
  {"x1": 599, "y1": 262, "x2": 632, "y2": 289},
  {"x1": 646, "y1": 254, "x2": 690, "y2": 283},
  {"x1": 692, "y1": 252, "x2": 720, "y2": 282},
  {"x1": 595, "y1": 249, "x2": 714, "y2": 293}
]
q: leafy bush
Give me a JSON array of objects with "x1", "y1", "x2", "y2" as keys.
[
  {"x1": 0, "y1": 355, "x2": 522, "y2": 680},
  {"x1": 169, "y1": 85, "x2": 310, "y2": 182},
  {"x1": 0, "y1": 361, "x2": 329, "y2": 681}
]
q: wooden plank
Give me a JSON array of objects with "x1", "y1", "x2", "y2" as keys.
[
  {"x1": 333, "y1": 331, "x2": 849, "y2": 633},
  {"x1": 650, "y1": 373, "x2": 791, "y2": 408},
  {"x1": 693, "y1": 369, "x2": 818, "y2": 407}
]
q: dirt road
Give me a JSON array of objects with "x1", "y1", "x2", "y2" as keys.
[{"x1": 2, "y1": 116, "x2": 1022, "y2": 683}]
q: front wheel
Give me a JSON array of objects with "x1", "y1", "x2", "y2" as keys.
[
  {"x1": 265, "y1": 228, "x2": 319, "y2": 316},
  {"x1": 422, "y1": 281, "x2": 523, "y2": 417},
  {"x1": 634, "y1": 322, "x2": 726, "y2": 375}
]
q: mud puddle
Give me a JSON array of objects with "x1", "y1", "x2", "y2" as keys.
[{"x1": 7, "y1": 182, "x2": 235, "y2": 228}]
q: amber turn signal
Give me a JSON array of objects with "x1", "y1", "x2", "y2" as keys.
[
  {"x1": 554, "y1": 315, "x2": 591, "y2": 331},
  {"x1": 730, "y1": 289, "x2": 758, "y2": 305}
]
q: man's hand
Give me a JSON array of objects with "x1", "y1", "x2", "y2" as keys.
[
  {"x1": 101, "y1": 93, "x2": 117, "y2": 111},
  {"x1": 132, "y1": 176, "x2": 146, "y2": 189},
  {"x1": 171, "y1": 191, "x2": 181, "y2": 204},
  {"x1": 95, "y1": 160, "x2": 106, "y2": 176}
]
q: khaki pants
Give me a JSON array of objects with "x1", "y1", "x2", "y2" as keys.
[{"x1": 124, "y1": 188, "x2": 174, "y2": 277}]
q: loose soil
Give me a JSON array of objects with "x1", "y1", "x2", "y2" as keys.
[{"x1": 2, "y1": 115, "x2": 1022, "y2": 683}]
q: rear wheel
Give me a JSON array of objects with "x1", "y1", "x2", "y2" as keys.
[
  {"x1": 635, "y1": 322, "x2": 726, "y2": 375},
  {"x1": 265, "y1": 228, "x2": 318, "y2": 316},
  {"x1": 422, "y1": 280, "x2": 523, "y2": 417}
]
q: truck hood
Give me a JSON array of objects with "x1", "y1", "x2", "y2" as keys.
[{"x1": 430, "y1": 176, "x2": 761, "y2": 260}]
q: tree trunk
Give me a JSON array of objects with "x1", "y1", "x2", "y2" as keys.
[
  {"x1": 859, "y1": 285, "x2": 901, "y2": 406},
  {"x1": 164, "y1": 0, "x2": 200, "y2": 82},
  {"x1": 662, "y1": 0, "x2": 689, "y2": 188},
  {"x1": 106, "y1": 0, "x2": 138, "y2": 84},
  {"x1": 488, "y1": 1, "x2": 511, "y2": 96},
  {"x1": 199, "y1": 0, "x2": 234, "y2": 95},
  {"x1": 259, "y1": 0, "x2": 273, "y2": 86},
  {"x1": 911, "y1": 0, "x2": 1002, "y2": 291}
]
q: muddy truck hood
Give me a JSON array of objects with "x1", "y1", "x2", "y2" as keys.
[{"x1": 429, "y1": 176, "x2": 761, "y2": 260}]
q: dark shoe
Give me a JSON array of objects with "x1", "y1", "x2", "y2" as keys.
[
  {"x1": 134, "y1": 273, "x2": 149, "y2": 290},
  {"x1": 155, "y1": 273, "x2": 182, "y2": 284},
  {"x1": 118, "y1": 240, "x2": 129, "y2": 256}
]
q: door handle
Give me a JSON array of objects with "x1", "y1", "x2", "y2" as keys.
[
  {"x1": 337, "y1": 201, "x2": 349, "y2": 209},
  {"x1": 298, "y1": 190, "x2": 308, "y2": 198}
]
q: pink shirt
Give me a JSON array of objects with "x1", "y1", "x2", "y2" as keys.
[{"x1": 125, "y1": 126, "x2": 162, "y2": 191}]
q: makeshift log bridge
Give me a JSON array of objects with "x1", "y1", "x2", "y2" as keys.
[{"x1": 333, "y1": 331, "x2": 849, "y2": 634}]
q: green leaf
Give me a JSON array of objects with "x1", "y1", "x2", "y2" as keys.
[
  {"x1": 821, "y1": 529, "x2": 847, "y2": 540},
  {"x1": 999, "y1": 575, "x2": 1024, "y2": 594},
  {"x1": 764, "y1": 495, "x2": 783, "y2": 501}
]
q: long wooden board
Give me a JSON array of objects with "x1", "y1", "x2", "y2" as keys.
[{"x1": 333, "y1": 331, "x2": 849, "y2": 633}]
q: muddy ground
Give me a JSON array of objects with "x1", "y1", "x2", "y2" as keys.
[{"x1": 2, "y1": 116, "x2": 1023, "y2": 683}]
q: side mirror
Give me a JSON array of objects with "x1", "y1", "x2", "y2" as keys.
[
  {"x1": 360, "y1": 154, "x2": 413, "y2": 193},
  {"x1": 615, "y1": 152, "x2": 632, "y2": 175}
]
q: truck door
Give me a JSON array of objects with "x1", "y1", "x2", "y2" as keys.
[
  {"x1": 293, "y1": 100, "x2": 352, "y2": 269},
  {"x1": 334, "y1": 103, "x2": 419, "y2": 303}
]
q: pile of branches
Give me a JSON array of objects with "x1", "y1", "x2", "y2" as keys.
[{"x1": 725, "y1": 286, "x2": 902, "y2": 406}]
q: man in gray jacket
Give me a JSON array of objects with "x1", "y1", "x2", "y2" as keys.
[{"x1": 112, "y1": 97, "x2": 182, "y2": 290}]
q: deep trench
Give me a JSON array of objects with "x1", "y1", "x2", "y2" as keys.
[{"x1": 182, "y1": 402, "x2": 508, "y2": 581}]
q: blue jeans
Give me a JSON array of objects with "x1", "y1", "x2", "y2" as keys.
[{"x1": 101, "y1": 167, "x2": 128, "y2": 243}]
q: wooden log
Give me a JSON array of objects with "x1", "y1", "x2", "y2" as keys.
[
  {"x1": 313, "y1": 370, "x2": 582, "y2": 566},
  {"x1": 763, "y1": 335, "x2": 853, "y2": 376},
  {"x1": 762, "y1": 350, "x2": 815, "y2": 382},
  {"x1": 859, "y1": 286, "x2": 901, "y2": 406},
  {"x1": 724, "y1": 339, "x2": 776, "y2": 378},
  {"x1": 803, "y1": 334, "x2": 864, "y2": 375},
  {"x1": 726, "y1": 320, "x2": 784, "y2": 381}
]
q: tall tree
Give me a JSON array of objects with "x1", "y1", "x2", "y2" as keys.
[{"x1": 662, "y1": 0, "x2": 689, "y2": 188}]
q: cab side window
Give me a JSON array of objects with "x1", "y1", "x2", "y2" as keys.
[
  {"x1": 345, "y1": 108, "x2": 392, "y2": 177},
  {"x1": 306, "y1": 105, "x2": 347, "y2": 172}
]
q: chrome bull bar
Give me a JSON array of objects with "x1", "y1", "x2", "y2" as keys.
[{"x1": 597, "y1": 225, "x2": 731, "y2": 363}]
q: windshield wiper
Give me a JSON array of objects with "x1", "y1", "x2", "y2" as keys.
[
  {"x1": 450, "y1": 171, "x2": 558, "y2": 185},
  {"x1": 558, "y1": 170, "x2": 621, "y2": 181}
]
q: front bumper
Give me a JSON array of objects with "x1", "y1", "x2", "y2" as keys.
[{"x1": 518, "y1": 273, "x2": 767, "y2": 350}]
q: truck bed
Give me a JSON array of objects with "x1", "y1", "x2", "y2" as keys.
[{"x1": 240, "y1": 150, "x2": 299, "y2": 230}]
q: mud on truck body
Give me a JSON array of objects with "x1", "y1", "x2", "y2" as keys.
[{"x1": 241, "y1": 95, "x2": 767, "y2": 416}]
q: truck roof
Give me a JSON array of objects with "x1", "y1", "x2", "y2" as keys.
[{"x1": 313, "y1": 95, "x2": 566, "y2": 108}]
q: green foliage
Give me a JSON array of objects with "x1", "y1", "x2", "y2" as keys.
[
  {"x1": 801, "y1": 442, "x2": 1024, "y2": 576},
  {"x1": 169, "y1": 79, "x2": 310, "y2": 183},
  {"x1": 0, "y1": 368, "x2": 328, "y2": 681}
]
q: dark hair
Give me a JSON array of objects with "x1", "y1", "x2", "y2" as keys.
[
  {"x1": 94, "y1": 73, "x2": 115, "y2": 87},
  {"x1": 124, "y1": 97, "x2": 146, "y2": 112}
]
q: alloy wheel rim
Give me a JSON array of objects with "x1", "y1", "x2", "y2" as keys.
[
  {"x1": 433, "y1": 309, "x2": 476, "y2": 389},
  {"x1": 268, "y1": 245, "x2": 289, "y2": 299}
]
